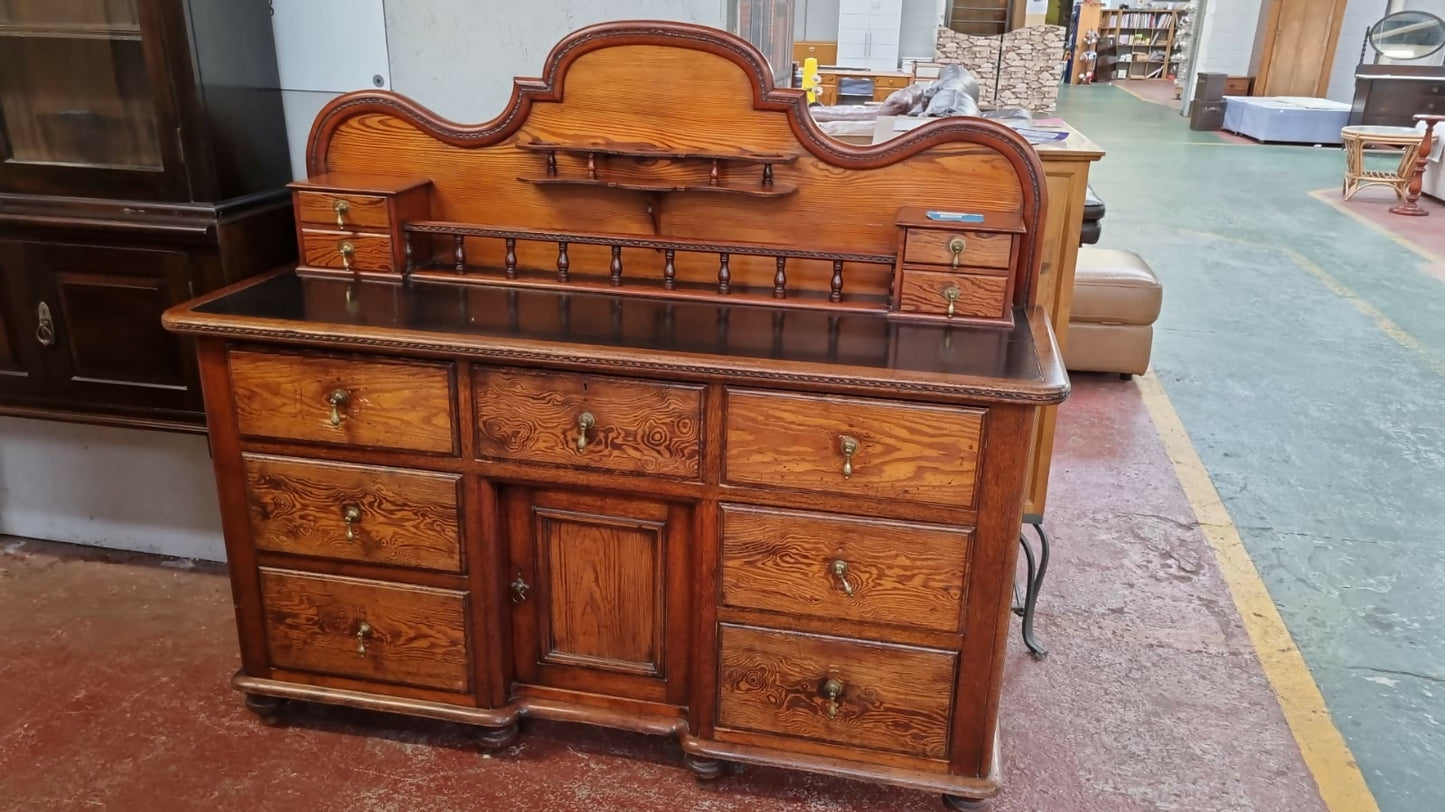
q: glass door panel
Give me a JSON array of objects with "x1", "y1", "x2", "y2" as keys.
[{"x1": 0, "y1": 0, "x2": 162, "y2": 170}]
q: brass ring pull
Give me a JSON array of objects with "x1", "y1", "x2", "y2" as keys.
[
  {"x1": 35, "y1": 301, "x2": 55, "y2": 347},
  {"x1": 355, "y1": 621, "x2": 372, "y2": 655},
  {"x1": 510, "y1": 570, "x2": 530, "y2": 603},
  {"x1": 839, "y1": 435, "x2": 858, "y2": 479},
  {"x1": 339, "y1": 240, "x2": 356, "y2": 272},
  {"x1": 333, "y1": 198, "x2": 350, "y2": 228},
  {"x1": 576, "y1": 412, "x2": 596, "y2": 452},
  {"x1": 342, "y1": 505, "x2": 362, "y2": 541},
  {"x1": 327, "y1": 388, "x2": 351, "y2": 427},
  {"x1": 948, "y1": 236, "x2": 966, "y2": 269},
  {"x1": 943, "y1": 285, "x2": 960, "y2": 319},
  {"x1": 821, "y1": 677, "x2": 845, "y2": 719},
  {"x1": 830, "y1": 559, "x2": 855, "y2": 597}
]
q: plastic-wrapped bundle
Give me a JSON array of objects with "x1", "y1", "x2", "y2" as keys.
[{"x1": 923, "y1": 64, "x2": 982, "y2": 117}]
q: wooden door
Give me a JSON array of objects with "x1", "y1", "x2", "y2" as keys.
[
  {"x1": 1256, "y1": 0, "x2": 1347, "y2": 98},
  {"x1": 504, "y1": 488, "x2": 690, "y2": 705},
  {"x1": 26, "y1": 242, "x2": 200, "y2": 416},
  {"x1": 0, "y1": 243, "x2": 45, "y2": 398}
]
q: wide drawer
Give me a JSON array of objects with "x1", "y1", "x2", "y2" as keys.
[
  {"x1": 902, "y1": 229, "x2": 1012, "y2": 270},
  {"x1": 300, "y1": 229, "x2": 394, "y2": 272},
  {"x1": 724, "y1": 390, "x2": 984, "y2": 508},
  {"x1": 260, "y1": 569, "x2": 471, "y2": 693},
  {"x1": 229, "y1": 350, "x2": 457, "y2": 455},
  {"x1": 719, "y1": 505, "x2": 969, "y2": 633},
  {"x1": 244, "y1": 454, "x2": 463, "y2": 572},
  {"x1": 296, "y1": 191, "x2": 391, "y2": 231},
  {"x1": 474, "y1": 366, "x2": 702, "y2": 479},
  {"x1": 897, "y1": 269, "x2": 1010, "y2": 321},
  {"x1": 716, "y1": 624, "x2": 956, "y2": 759}
]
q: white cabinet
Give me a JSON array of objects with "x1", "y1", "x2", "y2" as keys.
[{"x1": 835, "y1": 0, "x2": 903, "y2": 71}]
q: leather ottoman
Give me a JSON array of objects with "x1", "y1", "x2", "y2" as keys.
[{"x1": 1066, "y1": 247, "x2": 1162, "y2": 378}]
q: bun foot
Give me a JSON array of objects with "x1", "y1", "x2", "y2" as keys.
[
  {"x1": 244, "y1": 693, "x2": 286, "y2": 727},
  {"x1": 942, "y1": 795, "x2": 991, "y2": 810},
  {"x1": 683, "y1": 753, "x2": 727, "y2": 783},
  {"x1": 476, "y1": 722, "x2": 519, "y2": 750}
]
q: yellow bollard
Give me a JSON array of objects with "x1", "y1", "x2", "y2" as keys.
[{"x1": 801, "y1": 56, "x2": 820, "y2": 105}]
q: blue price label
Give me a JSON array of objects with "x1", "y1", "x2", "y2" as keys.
[{"x1": 925, "y1": 210, "x2": 986, "y2": 223}]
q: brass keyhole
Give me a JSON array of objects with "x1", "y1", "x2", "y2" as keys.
[{"x1": 510, "y1": 570, "x2": 530, "y2": 603}]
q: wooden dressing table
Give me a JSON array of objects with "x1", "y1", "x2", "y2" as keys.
[{"x1": 165, "y1": 22, "x2": 1067, "y2": 809}]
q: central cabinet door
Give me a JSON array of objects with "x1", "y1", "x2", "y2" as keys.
[{"x1": 504, "y1": 488, "x2": 691, "y2": 705}]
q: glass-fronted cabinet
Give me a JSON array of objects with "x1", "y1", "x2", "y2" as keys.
[{"x1": 0, "y1": 0, "x2": 296, "y2": 430}]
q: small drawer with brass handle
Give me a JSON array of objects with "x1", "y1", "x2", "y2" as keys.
[
  {"x1": 720, "y1": 504, "x2": 970, "y2": 632},
  {"x1": 473, "y1": 365, "x2": 703, "y2": 479},
  {"x1": 902, "y1": 228, "x2": 1011, "y2": 269},
  {"x1": 724, "y1": 389, "x2": 985, "y2": 509},
  {"x1": 260, "y1": 568, "x2": 471, "y2": 693},
  {"x1": 243, "y1": 454, "x2": 463, "y2": 572},
  {"x1": 295, "y1": 191, "x2": 391, "y2": 230},
  {"x1": 716, "y1": 623, "x2": 956, "y2": 758},
  {"x1": 229, "y1": 349, "x2": 458, "y2": 455},
  {"x1": 897, "y1": 269, "x2": 1010, "y2": 324},
  {"x1": 301, "y1": 229, "x2": 393, "y2": 273}
]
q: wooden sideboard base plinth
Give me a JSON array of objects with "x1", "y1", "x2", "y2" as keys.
[{"x1": 243, "y1": 693, "x2": 287, "y2": 727}]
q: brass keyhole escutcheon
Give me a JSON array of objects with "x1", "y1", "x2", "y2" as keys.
[
  {"x1": 948, "y1": 236, "x2": 966, "y2": 269},
  {"x1": 821, "y1": 677, "x2": 845, "y2": 719},
  {"x1": 510, "y1": 570, "x2": 530, "y2": 603},
  {"x1": 355, "y1": 620, "x2": 373, "y2": 655},
  {"x1": 576, "y1": 412, "x2": 596, "y2": 452},
  {"x1": 339, "y1": 240, "x2": 356, "y2": 272},
  {"x1": 35, "y1": 301, "x2": 55, "y2": 347},
  {"x1": 333, "y1": 198, "x2": 350, "y2": 228},
  {"x1": 342, "y1": 505, "x2": 362, "y2": 541},
  {"x1": 839, "y1": 435, "x2": 858, "y2": 479},
  {"x1": 326, "y1": 388, "x2": 351, "y2": 427},
  {"x1": 943, "y1": 285, "x2": 960, "y2": 319},
  {"x1": 830, "y1": 559, "x2": 855, "y2": 597}
]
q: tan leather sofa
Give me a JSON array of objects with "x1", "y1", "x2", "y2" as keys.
[{"x1": 1065, "y1": 248, "x2": 1162, "y2": 379}]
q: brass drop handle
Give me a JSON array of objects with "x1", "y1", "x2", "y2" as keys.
[
  {"x1": 943, "y1": 285, "x2": 960, "y2": 319},
  {"x1": 326, "y1": 388, "x2": 351, "y2": 427},
  {"x1": 830, "y1": 559, "x2": 855, "y2": 597},
  {"x1": 342, "y1": 505, "x2": 362, "y2": 540},
  {"x1": 35, "y1": 301, "x2": 55, "y2": 347},
  {"x1": 839, "y1": 435, "x2": 858, "y2": 479},
  {"x1": 333, "y1": 198, "x2": 350, "y2": 228},
  {"x1": 510, "y1": 569, "x2": 530, "y2": 603},
  {"x1": 339, "y1": 240, "x2": 356, "y2": 272},
  {"x1": 821, "y1": 677, "x2": 845, "y2": 719},
  {"x1": 948, "y1": 236, "x2": 966, "y2": 269},
  {"x1": 355, "y1": 620, "x2": 372, "y2": 655},
  {"x1": 575, "y1": 411, "x2": 596, "y2": 452}
]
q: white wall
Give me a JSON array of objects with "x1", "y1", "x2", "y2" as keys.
[
  {"x1": 1326, "y1": 0, "x2": 1388, "y2": 102},
  {"x1": 1194, "y1": 0, "x2": 1265, "y2": 76}
]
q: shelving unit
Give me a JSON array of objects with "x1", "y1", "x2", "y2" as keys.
[{"x1": 1099, "y1": 7, "x2": 1182, "y2": 80}]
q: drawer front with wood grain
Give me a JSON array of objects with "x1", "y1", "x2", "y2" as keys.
[
  {"x1": 902, "y1": 229, "x2": 1012, "y2": 270},
  {"x1": 724, "y1": 390, "x2": 983, "y2": 508},
  {"x1": 300, "y1": 229, "x2": 394, "y2": 272},
  {"x1": 716, "y1": 624, "x2": 956, "y2": 759},
  {"x1": 244, "y1": 454, "x2": 463, "y2": 572},
  {"x1": 260, "y1": 569, "x2": 470, "y2": 693},
  {"x1": 719, "y1": 505, "x2": 969, "y2": 633},
  {"x1": 897, "y1": 269, "x2": 1010, "y2": 321},
  {"x1": 296, "y1": 191, "x2": 390, "y2": 231},
  {"x1": 229, "y1": 350, "x2": 457, "y2": 454},
  {"x1": 474, "y1": 366, "x2": 702, "y2": 479}
]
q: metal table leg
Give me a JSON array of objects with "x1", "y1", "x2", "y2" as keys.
[{"x1": 1013, "y1": 522, "x2": 1050, "y2": 658}]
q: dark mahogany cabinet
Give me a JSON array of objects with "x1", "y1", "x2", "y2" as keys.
[{"x1": 0, "y1": 0, "x2": 295, "y2": 430}]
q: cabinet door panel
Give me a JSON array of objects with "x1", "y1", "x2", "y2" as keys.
[
  {"x1": 506, "y1": 488, "x2": 690, "y2": 704},
  {"x1": 31, "y1": 243, "x2": 197, "y2": 412},
  {"x1": 0, "y1": 245, "x2": 44, "y2": 394}
]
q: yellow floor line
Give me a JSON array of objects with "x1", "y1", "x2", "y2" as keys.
[
  {"x1": 1308, "y1": 187, "x2": 1445, "y2": 267},
  {"x1": 1137, "y1": 371, "x2": 1379, "y2": 812}
]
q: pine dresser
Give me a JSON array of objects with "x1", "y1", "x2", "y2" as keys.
[{"x1": 163, "y1": 21, "x2": 1068, "y2": 809}]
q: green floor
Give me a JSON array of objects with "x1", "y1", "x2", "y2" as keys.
[{"x1": 1057, "y1": 85, "x2": 1445, "y2": 812}]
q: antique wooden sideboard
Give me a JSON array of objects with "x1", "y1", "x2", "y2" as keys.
[{"x1": 164, "y1": 22, "x2": 1068, "y2": 809}]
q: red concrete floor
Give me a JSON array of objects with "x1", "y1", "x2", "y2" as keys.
[{"x1": 0, "y1": 378, "x2": 1328, "y2": 811}]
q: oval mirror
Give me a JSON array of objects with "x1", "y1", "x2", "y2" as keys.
[{"x1": 1368, "y1": 10, "x2": 1445, "y2": 61}]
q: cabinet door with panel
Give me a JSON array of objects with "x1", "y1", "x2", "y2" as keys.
[
  {"x1": 0, "y1": 246, "x2": 45, "y2": 397},
  {"x1": 503, "y1": 487, "x2": 691, "y2": 706},
  {"x1": 25, "y1": 242, "x2": 199, "y2": 415}
]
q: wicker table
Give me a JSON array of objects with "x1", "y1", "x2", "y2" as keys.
[{"x1": 1341, "y1": 125, "x2": 1426, "y2": 206}]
